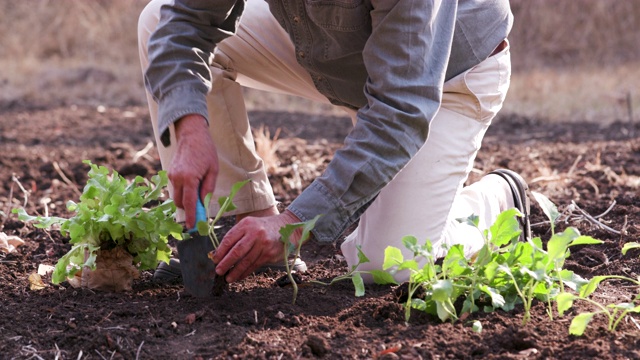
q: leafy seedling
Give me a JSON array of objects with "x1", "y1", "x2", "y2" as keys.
[
  {"x1": 14, "y1": 160, "x2": 183, "y2": 290},
  {"x1": 279, "y1": 216, "x2": 372, "y2": 304},
  {"x1": 279, "y1": 215, "x2": 320, "y2": 304}
]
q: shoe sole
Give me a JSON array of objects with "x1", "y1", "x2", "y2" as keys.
[{"x1": 488, "y1": 169, "x2": 532, "y2": 241}]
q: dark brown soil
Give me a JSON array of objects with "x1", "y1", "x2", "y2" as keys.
[{"x1": 1, "y1": 105, "x2": 639, "y2": 359}]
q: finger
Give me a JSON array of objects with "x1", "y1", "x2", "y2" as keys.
[
  {"x1": 182, "y1": 179, "x2": 200, "y2": 230},
  {"x1": 215, "y1": 229, "x2": 255, "y2": 276},
  {"x1": 226, "y1": 246, "x2": 263, "y2": 283},
  {"x1": 172, "y1": 182, "x2": 184, "y2": 210},
  {"x1": 213, "y1": 222, "x2": 244, "y2": 264},
  {"x1": 200, "y1": 167, "x2": 217, "y2": 206}
]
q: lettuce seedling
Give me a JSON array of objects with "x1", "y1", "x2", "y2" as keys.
[{"x1": 14, "y1": 160, "x2": 183, "y2": 285}]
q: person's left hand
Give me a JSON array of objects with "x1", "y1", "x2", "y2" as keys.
[{"x1": 211, "y1": 210, "x2": 302, "y2": 283}]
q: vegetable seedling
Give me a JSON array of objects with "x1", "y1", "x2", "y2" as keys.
[{"x1": 15, "y1": 160, "x2": 183, "y2": 291}]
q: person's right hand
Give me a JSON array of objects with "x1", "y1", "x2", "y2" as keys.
[{"x1": 168, "y1": 114, "x2": 218, "y2": 229}]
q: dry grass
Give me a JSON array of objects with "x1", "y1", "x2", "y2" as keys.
[
  {"x1": 0, "y1": 0, "x2": 148, "y2": 107},
  {"x1": 253, "y1": 125, "x2": 282, "y2": 175},
  {"x1": 506, "y1": 62, "x2": 640, "y2": 123},
  {"x1": 1, "y1": 0, "x2": 639, "y2": 122},
  {"x1": 508, "y1": 0, "x2": 640, "y2": 70}
]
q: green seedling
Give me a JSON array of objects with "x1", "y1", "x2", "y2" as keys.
[
  {"x1": 555, "y1": 242, "x2": 640, "y2": 336},
  {"x1": 309, "y1": 245, "x2": 370, "y2": 296},
  {"x1": 195, "y1": 179, "x2": 250, "y2": 250},
  {"x1": 279, "y1": 215, "x2": 320, "y2": 304},
  {"x1": 557, "y1": 275, "x2": 640, "y2": 335},
  {"x1": 279, "y1": 216, "x2": 371, "y2": 304},
  {"x1": 371, "y1": 192, "x2": 608, "y2": 330},
  {"x1": 371, "y1": 190, "x2": 640, "y2": 336},
  {"x1": 14, "y1": 160, "x2": 183, "y2": 284}
]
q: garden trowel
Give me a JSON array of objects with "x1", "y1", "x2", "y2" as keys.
[{"x1": 177, "y1": 196, "x2": 217, "y2": 298}]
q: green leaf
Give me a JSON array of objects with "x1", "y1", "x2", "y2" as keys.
[
  {"x1": 520, "y1": 266, "x2": 547, "y2": 282},
  {"x1": 442, "y1": 245, "x2": 468, "y2": 276},
  {"x1": 401, "y1": 235, "x2": 418, "y2": 251},
  {"x1": 217, "y1": 179, "x2": 250, "y2": 213},
  {"x1": 479, "y1": 285, "x2": 506, "y2": 308},
  {"x1": 558, "y1": 270, "x2": 589, "y2": 292},
  {"x1": 13, "y1": 208, "x2": 67, "y2": 229},
  {"x1": 410, "y1": 298, "x2": 428, "y2": 312},
  {"x1": 435, "y1": 300, "x2": 456, "y2": 322},
  {"x1": 51, "y1": 243, "x2": 100, "y2": 284},
  {"x1": 352, "y1": 272, "x2": 365, "y2": 297},
  {"x1": 383, "y1": 246, "x2": 404, "y2": 270},
  {"x1": 217, "y1": 196, "x2": 234, "y2": 212},
  {"x1": 356, "y1": 245, "x2": 370, "y2": 264},
  {"x1": 606, "y1": 302, "x2": 640, "y2": 312},
  {"x1": 579, "y1": 276, "x2": 608, "y2": 298},
  {"x1": 432, "y1": 279, "x2": 454, "y2": 303},
  {"x1": 547, "y1": 228, "x2": 581, "y2": 265},
  {"x1": 569, "y1": 312, "x2": 596, "y2": 336},
  {"x1": 556, "y1": 292, "x2": 575, "y2": 316},
  {"x1": 196, "y1": 220, "x2": 209, "y2": 236},
  {"x1": 568, "y1": 236, "x2": 603, "y2": 247},
  {"x1": 457, "y1": 214, "x2": 480, "y2": 228},
  {"x1": 622, "y1": 242, "x2": 640, "y2": 255},
  {"x1": 531, "y1": 191, "x2": 559, "y2": 225},
  {"x1": 489, "y1": 208, "x2": 521, "y2": 247},
  {"x1": 370, "y1": 270, "x2": 398, "y2": 285},
  {"x1": 398, "y1": 259, "x2": 419, "y2": 271}
]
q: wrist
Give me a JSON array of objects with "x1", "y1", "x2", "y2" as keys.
[
  {"x1": 281, "y1": 210, "x2": 313, "y2": 247},
  {"x1": 282, "y1": 209, "x2": 302, "y2": 224},
  {"x1": 175, "y1": 114, "x2": 208, "y2": 140}
]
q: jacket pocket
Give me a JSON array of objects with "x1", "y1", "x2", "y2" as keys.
[{"x1": 305, "y1": 0, "x2": 369, "y2": 32}]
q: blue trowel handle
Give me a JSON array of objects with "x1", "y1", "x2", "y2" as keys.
[{"x1": 189, "y1": 194, "x2": 208, "y2": 234}]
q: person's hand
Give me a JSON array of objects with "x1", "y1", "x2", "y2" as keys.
[
  {"x1": 211, "y1": 210, "x2": 303, "y2": 283},
  {"x1": 168, "y1": 114, "x2": 218, "y2": 229}
]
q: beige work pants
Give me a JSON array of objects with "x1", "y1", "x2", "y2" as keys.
[{"x1": 138, "y1": 0, "x2": 512, "y2": 283}]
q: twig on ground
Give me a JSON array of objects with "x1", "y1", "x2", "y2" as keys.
[
  {"x1": 530, "y1": 174, "x2": 562, "y2": 184},
  {"x1": 620, "y1": 215, "x2": 628, "y2": 236},
  {"x1": 135, "y1": 341, "x2": 145, "y2": 360},
  {"x1": 54, "y1": 343, "x2": 62, "y2": 360},
  {"x1": 52, "y1": 162, "x2": 82, "y2": 197},
  {"x1": 40, "y1": 197, "x2": 51, "y2": 218},
  {"x1": 593, "y1": 200, "x2": 617, "y2": 219},
  {"x1": 531, "y1": 200, "x2": 622, "y2": 236},
  {"x1": 133, "y1": 141, "x2": 154, "y2": 162},
  {"x1": 95, "y1": 349, "x2": 108, "y2": 360},
  {"x1": 531, "y1": 202, "x2": 576, "y2": 228},
  {"x1": 4, "y1": 180, "x2": 15, "y2": 218},
  {"x1": 569, "y1": 200, "x2": 621, "y2": 235},
  {"x1": 567, "y1": 154, "x2": 582, "y2": 177},
  {"x1": 21, "y1": 345, "x2": 45, "y2": 360},
  {"x1": 12, "y1": 174, "x2": 30, "y2": 208}
]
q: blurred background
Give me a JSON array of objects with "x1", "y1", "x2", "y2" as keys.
[{"x1": 1, "y1": 0, "x2": 638, "y2": 123}]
